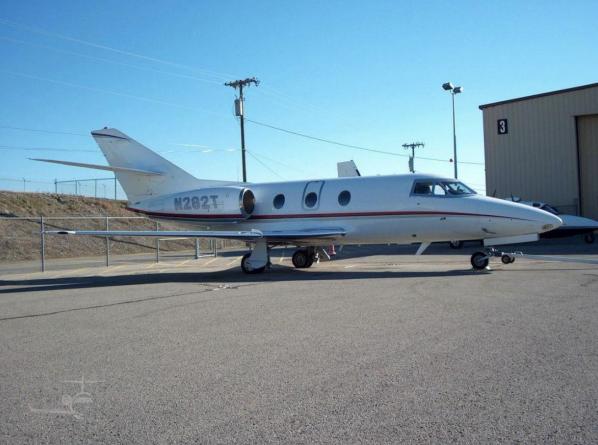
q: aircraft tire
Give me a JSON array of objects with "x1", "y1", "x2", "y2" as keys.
[
  {"x1": 292, "y1": 249, "x2": 310, "y2": 268},
  {"x1": 501, "y1": 254, "x2": 512, "y2": 265},
  {"x1": 471, "y1": 251, "x2": 489, "y2": 270},
  {"x1": 241, "y1": 253, "x2": 266, "y2": 274}
]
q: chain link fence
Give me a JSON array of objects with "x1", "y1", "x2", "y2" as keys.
[
  {"x1": 0, "y1": 216, "x2": 250, "y2": 272},
  {"x1": 0, "y1": 176, "x2": 126, "y2": 200}
]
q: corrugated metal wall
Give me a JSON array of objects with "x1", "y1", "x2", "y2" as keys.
[
  {"x1": 481, "y1": 85, "x2": 598, "y2": 215},
  {"x1": 578, "y1": 114, "x2": 598, "y2": 219}
]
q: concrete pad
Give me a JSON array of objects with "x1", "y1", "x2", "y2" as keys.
[{"x1": 1, "y1": 242, "x2": 598, "y2": 443}]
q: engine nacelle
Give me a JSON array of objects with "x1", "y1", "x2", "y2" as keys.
[{"x1": 135, "y1": 186, "x2": 255, "y2": 221}]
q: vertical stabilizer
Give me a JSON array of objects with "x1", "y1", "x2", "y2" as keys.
[{"x1": 91, "y1": 128, "x2": 229, "y2": 202}]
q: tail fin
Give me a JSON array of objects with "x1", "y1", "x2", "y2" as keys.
[{"x1": 92, "y1": 128, "x2": 229, "y2": 202}]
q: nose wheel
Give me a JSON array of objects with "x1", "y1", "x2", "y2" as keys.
[{"x1": 471, "y1": 248, "x2": 517, "y2": 270}]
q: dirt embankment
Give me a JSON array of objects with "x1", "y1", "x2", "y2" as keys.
[{"x1": 0, "y1": 191, "x2": 232, "y2": 262}]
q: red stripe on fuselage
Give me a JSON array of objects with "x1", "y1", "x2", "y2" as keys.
[{"x1": 126, "y1": 207, "x2": 525, "y2": 221}]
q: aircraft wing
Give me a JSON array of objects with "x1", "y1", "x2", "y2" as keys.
[
  {"x1": 45, "y1": 228, "x2": 346, "y2": 242},
  {"x1": 261, "y1": 228, "x2": 346, "y2": 242},
  {"x1": 46, "y1": 230, "x2": 263, "y2": 241}
]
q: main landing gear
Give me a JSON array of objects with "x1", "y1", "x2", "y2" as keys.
[
  {"x1": 292, "y1": 247, "x2": 318, "y2": 269},
  {"x1": 240, "y1": 244, "x2": 319, "y2": 274},
  {"x1": 470, "y1": 247, "x2": 517, "y2": 270},
  {"x1": 241, "y1": 240, "x2": 270, "y2": 274}
]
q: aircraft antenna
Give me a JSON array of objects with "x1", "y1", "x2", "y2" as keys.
[
  {"x1": 402, "y1": 142, "x2": 425, "y2": 173},
  {"x1": 224, "y1": 77, "x2": 260, "y2": 182}
]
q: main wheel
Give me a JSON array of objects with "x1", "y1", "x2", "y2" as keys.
[
  {"x1": 584, "y1": 233, "x2": 595, "y2": 244},
  {"x1": 449, "y1": 240, "x2": 463, "y2": 249},
  {"x1": 471, "y1": 251, "x2": 489, "y2": 270},
  {"x1": 241, "y1": 253, "x2": 266, "y2": 274},
  {"x1": 292, "y1": 249, "x2": 310, "y2": 268}
]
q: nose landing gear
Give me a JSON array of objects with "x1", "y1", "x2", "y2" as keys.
[{"x1": 471, "y1": 248, "x2": 517, "y2": 270}]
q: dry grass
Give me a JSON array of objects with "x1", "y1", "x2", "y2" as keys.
[{"x1": 0, "y1": 191, "x2": 239, "y2": 262}]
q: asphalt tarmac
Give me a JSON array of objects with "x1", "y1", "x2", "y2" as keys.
[{"x1": 1, "y1": 242, "x2": 598, "y2": 443}]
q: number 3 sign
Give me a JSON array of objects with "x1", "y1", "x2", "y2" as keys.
[{"x1": 497, "y1": 119, "x2": 508, "y2": 135}]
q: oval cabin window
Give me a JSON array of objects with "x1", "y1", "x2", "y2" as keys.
[
  {"x1": 273, "y1": 193, "x2": 285, "y2": 209},
  {"x1": 338, "y1": 190, "x2": 351, "y2": 206},
  {"x1": 304, "y1": 192, "x2": 318, "y2": 208}
]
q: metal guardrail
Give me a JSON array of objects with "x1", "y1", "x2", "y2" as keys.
[{"x1": 0, "y1": 216, "x2": 218, "y2": 272}]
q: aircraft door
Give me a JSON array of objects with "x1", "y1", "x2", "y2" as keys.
[{"x1": 302, "y1": 181, "x2": 325, "y2": 210}]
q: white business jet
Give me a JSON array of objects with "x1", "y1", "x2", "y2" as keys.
[{"x1": 33, "y1": 128, "x2": 562, "y2": 274}]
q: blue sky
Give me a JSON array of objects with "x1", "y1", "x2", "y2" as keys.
[{"x1": 1, "y1": 0, "x2": 597, "y2": 197}]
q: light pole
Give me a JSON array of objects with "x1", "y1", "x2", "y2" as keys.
[{"x1": 442, "y1": 82, "x2": 463, "y2": 179}]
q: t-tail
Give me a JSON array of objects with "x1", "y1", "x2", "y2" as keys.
[{"x1": 32, "y1": 128, "x2": 234, "y2": 202}]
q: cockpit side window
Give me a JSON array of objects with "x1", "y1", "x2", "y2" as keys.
[
  {"x1": 413, "y1": 181, "x2": 434, "y2": 195},
  {"x1": 412, "y1": 179, "x2": 476, "y2": 197}
]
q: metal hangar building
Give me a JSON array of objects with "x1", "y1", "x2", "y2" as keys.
[{"x1": 479, "y1": 82, "x2": 598, "y2": 219}]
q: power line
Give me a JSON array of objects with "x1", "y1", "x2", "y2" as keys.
[
  {"x1": 246, "y1": 151, "x2": 284, "y2": 180},
  {"x1": 0, "y1": 69, "x2": 227, "y2": 118},
  {"x1": 0, "y1": 144, "x2": 96, "y2": 153},
  {"x1": 1, "y1": 67, "x2": 485, "y2": 167},
  {"x1": 0, "y1": 36, "x2": 224, "y2": 86},
  {"x1": 246, "y1": 118, "x2": 485, "y2": 165},
  {"x1": 246, "y1": 149, "x2": 309, "y2": 175},
  {"x1": 0, "y1": 18, "x2": 235, "y2": 81},
  {"x1": 0, "y1": 125, "x2": 88, "y2": 137}
]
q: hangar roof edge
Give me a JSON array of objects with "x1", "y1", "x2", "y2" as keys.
[{"x1": 479, "y1": 82, "x2": 598, "y2": 110}]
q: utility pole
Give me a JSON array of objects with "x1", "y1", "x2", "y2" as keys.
[
  {"x1": 224, "y1": 77, "x2": 260, "y2": 183},
  {"x1": 402, "y1": 142, "x2": 425, "y2": 173}
]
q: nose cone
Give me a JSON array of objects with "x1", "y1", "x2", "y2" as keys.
[
  {"x1": 473, "y1": 196, "x2": 563, "y2": 238},
  {"x1": 534, "y1": 209, "x2": 563, "y2": 233},
  {"x1": 526, "y1": 207, "x2": 563, "y2": 233}
]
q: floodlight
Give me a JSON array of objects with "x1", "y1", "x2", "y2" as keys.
[
  {"x1": 453, "y1": 86, "x2": 463, "y2": 94},
  {"x1": 442, "y1": 82, "x2": 454, "y2": 91}
]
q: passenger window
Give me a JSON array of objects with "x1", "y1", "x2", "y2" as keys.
[
  {"x1": 273, "y1": 194, "x2": 285, "y2": 209},
  {"x1": 338, "y1": 190, "x2": 351, "y2": 206},
  {"x1": 305, "y1": 192, "x2": 318, "y2": 208}
]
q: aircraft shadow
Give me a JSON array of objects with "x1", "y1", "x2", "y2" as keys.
[{"x1": 0, "y1": 266, "x2": 479, "y2": 295}]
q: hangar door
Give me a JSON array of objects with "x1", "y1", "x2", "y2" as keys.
[{"x1": 578, "y1": 115, "x2": 598, "y2": 219}]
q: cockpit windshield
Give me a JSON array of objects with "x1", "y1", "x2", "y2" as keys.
[
  {"x1": 540, "y1": 204, "x2": 559, "y2": 215},
  {"x1": 412, "y1": 179, "x2": 476, "y2": 197}
]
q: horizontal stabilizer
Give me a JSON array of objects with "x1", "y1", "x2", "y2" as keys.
[{"x1": 30, "y1": 158, "x2": 163, "y2": 176}]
